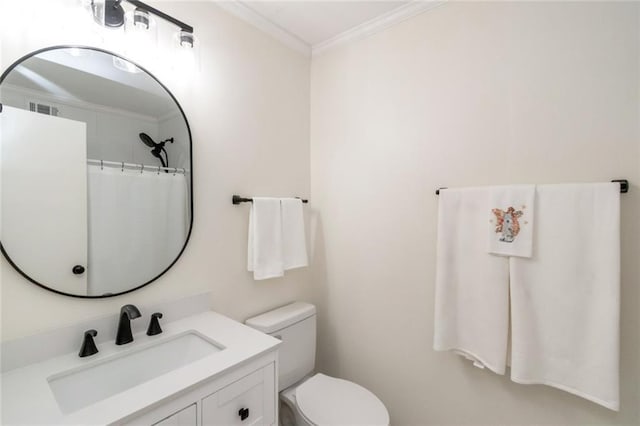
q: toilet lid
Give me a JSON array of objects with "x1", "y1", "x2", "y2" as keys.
[{"x1": 296, "y1": 374, "x2": 389, "y2": 426}]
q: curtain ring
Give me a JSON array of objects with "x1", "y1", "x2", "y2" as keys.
[
  {"x1": 100, "y1": 160, "x2": 103, "y2": 170},
  {"x1": 157, "y1": 165, "x2": 161, "y2": 175},
  {"x1": 173, "y1": 167, "x2": 177, "y2": 176},
  {"x1": 121, "y1": 162, "x2": 124, "y2": 172},
  {"x1": 140, "y1": 164, "x2": 144, "y2": 174}
]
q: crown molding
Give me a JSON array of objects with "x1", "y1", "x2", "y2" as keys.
[
  {"x1": 312, "y1": 1, "x2": 447, "y2": 57},
  {"x1": 214, "y1": 1, "x2": 312, "y2": 57},
  {"x1": 214, "y1": 1, "x2": 446, "y2": 59}
]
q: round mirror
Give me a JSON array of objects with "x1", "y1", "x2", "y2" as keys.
[{"x1": 0, "y1": 46, "x2": 193, "y2": 298}]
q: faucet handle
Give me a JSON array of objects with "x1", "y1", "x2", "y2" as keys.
[
  {"x1": 147, "y1": 313, "x2": 163, "y2": 336},
  {"x1": 79, "y1": 329, "x2": 99, "y2": 358}
]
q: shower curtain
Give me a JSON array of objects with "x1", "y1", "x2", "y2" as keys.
[{"x1": 87, "y1": 165, "x2": 189, "y2": 296}]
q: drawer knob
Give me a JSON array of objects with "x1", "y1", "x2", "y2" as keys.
[{"x1": 238, "y1": 407, "x2": 249, "y2": 421}]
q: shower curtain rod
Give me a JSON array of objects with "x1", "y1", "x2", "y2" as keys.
[
  {"x1": 435, "y1": 179, "x2": 629, "y2": 195},
  {"x1": 87, "y1": 159, "x2": 189, "y2": 175}
]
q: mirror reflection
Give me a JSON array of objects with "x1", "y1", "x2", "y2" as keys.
[{"x1": 0, "y1": 46, "x2": 192, "y2": 297}]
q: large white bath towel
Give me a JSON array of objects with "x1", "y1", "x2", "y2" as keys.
[
  {"x1": 247, "y1": 198, "x2": 284, "y2": 280},
  {"x1": 488, "y1": 185, "x2": 535, "y2": 258},
  {"x1": 434, "y1": 187, "x2": 511, "y2": 374},
  {"x1": 509, "y1": 183, "x2": 620, "y2": 411},
  {"x1": 281, "y1": 198, "x2": 308, "y2": 270}
]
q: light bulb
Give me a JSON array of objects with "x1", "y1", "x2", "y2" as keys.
[
  {"x1": 123, "y1": 8, "x2": 158, "y2": 68},
  {"x1": 173, "y1": 30, "x2": 200, "y2": 74}
]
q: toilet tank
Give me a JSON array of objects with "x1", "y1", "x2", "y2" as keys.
[{"x1": 245, "y1": 302, "x2": 316, "y2": 390}]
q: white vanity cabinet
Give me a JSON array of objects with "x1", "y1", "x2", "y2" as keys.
[
  {"x1": 123, "y1": 353, "x2": 277, "y2": 426},
  {"x1": 1, "y1": 310, "x2": 280, "y2": 426},
  {"x1": 201, "y1": 363, "x2": 274, "y2": 425},
  {"x1": 153, "y1": 404, "x2": 197, "y2": 426}
]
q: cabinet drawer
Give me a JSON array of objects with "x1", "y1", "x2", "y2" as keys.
[
  {"x1": 152, "y1": 404, "x2": 197, "y2": 426},
  {"x1": 201, "y1": 363, "x2": 275, "y2": 426}
]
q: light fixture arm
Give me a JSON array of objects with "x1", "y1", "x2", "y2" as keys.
[
  {"x1": 124, "y1": 0, "x2": 193, "y2": 33},
  {"x1": 98, "y1": 0, "x2": 193, "y2": 33}
]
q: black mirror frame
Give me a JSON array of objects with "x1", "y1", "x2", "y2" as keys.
[{"x1": 0, "y1": 45, "x2": 194, "y2": 299}]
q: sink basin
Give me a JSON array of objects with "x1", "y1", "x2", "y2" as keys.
[{"x1": 47, "y1": 331, "x2": 224, "y2": 414}]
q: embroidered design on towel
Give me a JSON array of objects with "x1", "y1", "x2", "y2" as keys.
[{"x1": 491, "y1": 206, "x2": 525, "y2": 243}]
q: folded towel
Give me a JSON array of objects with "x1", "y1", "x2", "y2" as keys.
[
  {"x1": 247, "y1": 197, "x2": 284, "y2": 280},
  {"x1": 281, "y1": 198, "x2": 308, "y2": 270},
  {"x1": 509, "y1": 183, "x2": 620, "y2": 411},
  {"x1": 433, "y1": 187, "x2": 511, "y2": 374},
  {"x1": 488, "y1": 185, "x2": 535, "y2": 258}
]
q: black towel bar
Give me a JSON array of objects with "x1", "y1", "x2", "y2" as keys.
[
  {"x1": 612, "y1": 179, "x2": 629, "y2": 193},
  {"x1": 232, "y1": 195, "x2": 309, "y2": 205},
  {"x1": 436, "y1": 179, "x2": 629, "y2": 195}
]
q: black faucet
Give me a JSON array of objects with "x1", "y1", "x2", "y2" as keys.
[
  {"x1": 115, "y1": 304, "x2": 141, "y2": 345},
  {"x1": 79, "y1": 329, "x2": 99, "y2": 357}
]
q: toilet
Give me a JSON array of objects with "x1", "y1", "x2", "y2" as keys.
[{"x1": 246, "y1": 302, "x2": 389, "y2": 426}]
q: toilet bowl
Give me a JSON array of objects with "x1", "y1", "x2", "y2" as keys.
[
  {"x1": 245, "y1": 302, "x2": 390, "y2": 426},
  {"x1": 280, "y1": 373, "x2": 389, "y2": 426}
]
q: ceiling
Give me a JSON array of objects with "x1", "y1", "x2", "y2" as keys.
[
  {"x1": 215, "y1": 1, "x2": 443, "y2": 55},
  {"x1": 6, "y1": 51, "x2": 177, "y2": 119},
  {"x1": 240, "y1": 1, "x2": 410, "y2": 46}
]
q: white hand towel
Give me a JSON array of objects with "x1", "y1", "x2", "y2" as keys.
[
  {"x1": 281, "y1": 198, "x2": 308, "y2": 270},
  {"x1": 434, "y1": 187, "x2": 510, "y2": 374},
  {"x1": 247, "y1": 197, "x2": 284, "y2": 280},
  {"x1": 488, "y1": 185, "x2": 535, "y2": 258},
  {"x1": 509, "y1": 183, "x2": 620, "y2": 411}
]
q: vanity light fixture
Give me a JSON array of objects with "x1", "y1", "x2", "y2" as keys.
[
  {"x1": 178, "y1": 30, "x2": 195, "y2": 49},
  {"x1": 124, "y1": 7, "x2": 157, "y2": 45},
  {"x1": 88, "y1": 0, "x2": 197, "y2": 55}
]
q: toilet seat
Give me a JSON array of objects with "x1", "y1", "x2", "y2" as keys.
[{"x1": 296, "y1": 373, "x2": 389, "y2": 426}]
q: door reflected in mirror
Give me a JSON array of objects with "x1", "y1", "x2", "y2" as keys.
[{"x1": 0, "y1": 46, "x2": 193, "y2": 297}]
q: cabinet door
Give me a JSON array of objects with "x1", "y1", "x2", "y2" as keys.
[
  {"x1": 202, "y1": 364, "x2": 275, "y2": 426},
  {"x1": 152, "y1": 404, "x2": 197, "y2": 426}
]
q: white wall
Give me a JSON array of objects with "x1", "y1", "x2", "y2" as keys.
[
  {"x1": 1, "y1": 0, "x2": 311, "y2": 340},
  {"x1": 310, "y1": 2, "x2": 639, "y2": 425}
]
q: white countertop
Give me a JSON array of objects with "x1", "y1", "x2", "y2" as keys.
[{"x1": 1, "y1": 311, "x2": 280, "y2": 425}]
